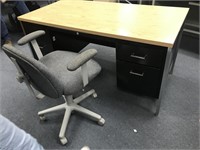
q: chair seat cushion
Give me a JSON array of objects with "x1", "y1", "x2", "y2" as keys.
[{"x1": 39, "y1": 50, "x2": 101, "y2": 95}]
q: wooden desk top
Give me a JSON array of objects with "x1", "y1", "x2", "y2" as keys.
[{"x1": 18, "y1": 1, "x2": 189, "y2": 48}]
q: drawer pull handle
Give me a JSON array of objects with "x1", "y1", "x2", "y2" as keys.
[
  {"x1": 189, "y1": 2, "x2": 200, "y2": 7},
  {"x1": 52, "y1": 36, "x2": 56, "y2": 41},
  {"x1": 130, "y1": 53, "x2": 146, "y2": 60},
  {"x1": 129, "y1": 71, "x2": 144, "y2": 77}
]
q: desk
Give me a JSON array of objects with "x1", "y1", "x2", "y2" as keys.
[{"x1": 18, "y1": 0, "x2": 189, "y2": 115}]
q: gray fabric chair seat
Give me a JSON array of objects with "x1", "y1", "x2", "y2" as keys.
[{"x1": 39, "y1": 50, "x2": 101, "y2": 95}]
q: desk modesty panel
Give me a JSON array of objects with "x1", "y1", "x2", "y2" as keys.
[{"x1": 18, "y1": 0, "x2": 189, "y2": 48}]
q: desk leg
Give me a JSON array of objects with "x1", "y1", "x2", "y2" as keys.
[
  {"x1": 154, "y1": 48, "x2": 172, "y2": 116},
  {"x1": 154, "y1": 98, "x2": 161, "y2": 116},
  {"x1": 169, "y1": 26, "x2": 183, "y2": 74},
  {"x1": 152, "y1": 0, "x2": 155, "y2": 5}
]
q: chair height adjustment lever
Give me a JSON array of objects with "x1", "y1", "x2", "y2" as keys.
[{"x1": 16, "y1": 74, "x2": 24, "y2": 83}]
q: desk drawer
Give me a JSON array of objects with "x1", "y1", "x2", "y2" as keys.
[
  {"x1": 117, "y1": 60, "x2": 162, "y2": 98},
  {"x1": 117, "y1": 43, "x2": 166, "y2": 68}
]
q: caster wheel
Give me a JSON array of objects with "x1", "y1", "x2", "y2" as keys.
[
  {"x1": 98, "y1": 118, "x2": 105, "y2": 126},
  {"x1": 93, "y1": 92, "x2": 97, "y2": 98},
  {"x1": 154, "y1": 111, "x2": 159, "y2": 116},
  {"x1": 60, "y1": 137, "x2": 68, "y2": 145},
  {"x1": 39, "y1": 115, "x2": 46, "y2": 121}
]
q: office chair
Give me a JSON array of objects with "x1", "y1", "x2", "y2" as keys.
[{"x1": 2, "y1": 30, "x2": 105, "y2": 145}]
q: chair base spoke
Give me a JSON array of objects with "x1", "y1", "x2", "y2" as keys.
[{"x1": 38, "y1": 91, "x2": 104, "y2": 145}]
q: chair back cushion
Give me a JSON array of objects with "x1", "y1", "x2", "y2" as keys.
[{"x1": 2, "y1": 44, "x2": 63, "y2": 98}]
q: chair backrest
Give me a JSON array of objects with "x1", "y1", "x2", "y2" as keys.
[{"x1": 2, "y1": 44, "x2": 63, "y2": 98}]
